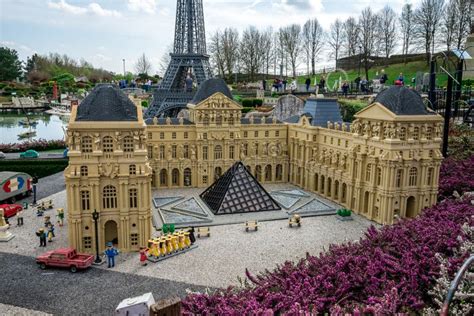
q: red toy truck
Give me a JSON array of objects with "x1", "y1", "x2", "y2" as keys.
[{"x1": 36, "y1": 248, "x2": 94, "y2": 273}]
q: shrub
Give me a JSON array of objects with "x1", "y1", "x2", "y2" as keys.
[
  {"x1": 233, "y1": 95, "x2": 242, "y2": 103},
  {"x1": 0, "y1": 139, "x2": 66, "y2": 153},
  {"x1": 253, "y1": 99, "x2": 263, "y2": 107},
  {"x1": 241, "y1": 107, "x2": 254, "y2": 114},
  {"x1": 337, "y1": 209, "x2": 352, "y2": 217},
  {"x1": 242, "y1": 98, "x2": 254, "y2": 107},
  {"x1": 338, "y1": 99, "x2": 368, "y2": 122},
  {"x1": 183, "y1": 197, "x2": 474, "y2": 314},
  {"x1": 438, "y1": 156, "x2": 474, "y2": 200},
  {"x1": 0, "y1": 159, "x2": 68, "y2": 178},
  {"x1": 141, "y1": 100, "x2": 148, "y2": 108}
]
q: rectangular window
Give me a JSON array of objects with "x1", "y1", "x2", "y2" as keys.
[
  {"x1": 129, "y1": 188, "x2": 138, "y2": 208},
  {"x1": 130, "y1": 233, "x2": 139, "y2": 246},
  {"x1": 172, "y1": 132, "x2": 176, "y2": 139},
  {"x1": 275, "y1": 131, "x2": 280, "y2": 137},
  {"x1": 338, "y1": 139, "x2": 341, "y2": 146},
  {"x1": 312, "y1": 135, "x2": 316, "y2": 141},
  {"x1": 244, "y1": 131, "x2": 248, "y2": 138},
  {"x1": 396, "y1": 169, "x2": 403, "y2": 187},
  {"x1": 243, "y1": 143, "x2": 248, "y2": 156},
  {"x1": 345, "y1": 140, "x2": 348, "y2": 148},
  {"x1": 203, "y1": 146, "x2": 208, "y2": 160},
  {"x1": 80, "y1": 166, "x2": 88, "y2": 177},
  {"x1": 81, "y1": 137, "x2": 93, "y2": 153},
  {"x1": 129, "y1": 165, "x2": 136, "y2": 175},
  {"x1": 147, "y1": 145, "x2": 153, "y2": 158},
  {"x1": 172, "y1": 145, "x2": 177, "y2": 159},
  {"x1": 413, "y1": 127, "x2": 419, "y2": 140},
  {"x1": 184, "y1": 132, "x2": 188, "y2": 139},
  {"x1": 230, "y1": 132, "x2": 234, "y2": 139},
  {"x1": 254, "y1": 131, "x2": 258, "y2": 137},
  {"x1": 203, "y1": 175, "x2": 208, "y2": 184},
  {"x1": 203, "y1": 133, "x2": 207, "y2": 140},
  {"x1": 147, "y1": 132, "x2": 152, "y2": 140},
  {"x1": 229, "y1": 146, "x2": 234, "y2": 159},
  {"x1": 103, "y1": 137, "x2": 114, "y2": 152},
  {"x1": 160, "y1": 132, "x2": 164, "y2": 139},
  {"x1": 123, "y1": 137, "x2": 134, "y2": 152},
  {"x1": 255, "y1": 143, "x2": 259, "y2": 155},
  {"x1": 265, "y1": 131, "x2": 269, "y2": 137},
  {"x1": 159, "y1": 145, "x2": 165, "y2": 159},
  {"x1": 80, "y1": 191, "x2": 90, "y2": 211},
  {"x1": 427, "y1": 168, "x2": 434, "y2": 185},
  {"x1": 184, "y1": 145, "x2": 189, "y2": 159},
  {"x1": 83, "y1": 236, "x2": 92, "y2": 249}
]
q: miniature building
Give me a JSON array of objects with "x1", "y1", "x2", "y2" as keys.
[
  {"x1": 65, "y1": 84, "x2": 152, "y2": 253},
  {"x1": 65, "y1": 81, "x2": 443, "y2": 252},
  {"x1": 200, "y1": 161, "x2": 281, "y2": 215},
  {"x1": 146, "y1": 81, "x2": 443, "y2": 225}
]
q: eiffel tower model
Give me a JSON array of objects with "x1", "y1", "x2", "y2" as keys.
[{"x1": 145, "y1": 0, "x2": 213, "y2": 118}]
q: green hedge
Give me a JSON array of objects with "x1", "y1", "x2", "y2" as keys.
[
  {"x1": 337, "y1": 209, "x2": 352, "y2": 217},
  {"x1": 0, "y1": 159, "x2": 68, "y2": 179},
  {"x1": 337, "y1": 99, "x2": 368, "y2": 122},
  {"x1": 242, "y1": 98, "x2": 263, "y2": 107}
]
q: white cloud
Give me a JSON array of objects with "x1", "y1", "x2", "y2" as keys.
[
  {"x1": 1, "y1": 41, "x2": 36, "y2": 54},
  {"x1": 48, "y1": 0, "x2": 121, "y2": 17},
  {"x1": 127, "y1": 0, "x2": 157, "y2": 14}
]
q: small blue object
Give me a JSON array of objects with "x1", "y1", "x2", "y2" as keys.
[
  {"x1": 63, "y1": 148, "x2": 69, "y2": 158},
  {"x1": 106, "y1": 242, "x2": 113, "y2": 247}
]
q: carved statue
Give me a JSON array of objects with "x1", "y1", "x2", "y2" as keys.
[
  {"x1": 166, "y1": 117, "x2": 171, "y2": 125},
  {"x1": 153, "y1": 116, "x2": 158, "y2": 125},
  {"x1": 351, "y1": 120, "x2": 361, "y2": 134},
  {"x1": 363, "y1": 122, "x2": 371, "y2": 137},
  {"x1": 191, "y1": 145, "x2": 196, "y2": 160},
  {"x1": 240, "y1": 145, "x2": 246, "y2": 160},
  {"x1": 327, "y1": 121, "x2": 334, "y2": 129},
  {"x1": 167, "y1": 146, "x2": 172, "y2": 160},
  {"x1": 372, "y1": 123, "x2": 380, "y2": 137}
]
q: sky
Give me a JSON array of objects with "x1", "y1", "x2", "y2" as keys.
[{"x1": 0, "y1": 0, "x2": 422, "y2": 74}]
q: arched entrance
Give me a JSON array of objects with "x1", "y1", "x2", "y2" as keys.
[
  {"x1": 363, "y1": 191, "x2": 369, "y2": 214},
  {"x1": 406, "y1": 196, "x2": 416, "y2": 218},
  {"x1": 104, "y1": 220, "x2": 118, "y2": 246},
  {"x1": 265, "y1": 165, "x2": 272, "y2": 182},
  {"x1": 320, "y1": 175, "x2": 325, "y2": 194},
  {"x1": 314, "y1": 173, "x2": 319, "y2": 191},
  {"x1": 184, "y1": 168, "x2": 192, "y2": 187},
  {"x1": 334, "y1": 180, "x2": 339, "y2": 200},
  {"x1": 255, "y1": 165, "x2": 262, "y2": 181}
]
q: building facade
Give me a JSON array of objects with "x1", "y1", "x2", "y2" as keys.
[
  {"x1": 146, "y1": 84, "x2": 443, "y2": 226},
  {"x1": 65, "y1": 85, "x2": 152, "y2": 253},
  {"x1": 65, "y1": 83, "x2": 443, "y2": 253}
]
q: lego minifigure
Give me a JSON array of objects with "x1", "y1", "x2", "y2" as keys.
[
  {"x1": 104, "y1": 242, "x2": 119, "y2": 268},
  {"x1": 139, "y1": 247, "x2": 148, "y2": 266},
  {"x1": 36, "y1": 228, "x2": 47, "y2": 247},
  {"x1": 47, "y1": 223, "x2": 55, "y2": 242},
  {"x1": 44, "y1": 216, "x2": 52, "y2": 227},
  {"x1": 36, "y1": 208, "x2": 44, "y2": 217},
  {"x1": 16, "y1": 209, "x2": 23, "y2": 226},
  {"x1": 56, "y1": 209, "x2": 64, "y2": 226},
  {"x1": 188, "y1": 227, "x2": 196, "y2": 244}
]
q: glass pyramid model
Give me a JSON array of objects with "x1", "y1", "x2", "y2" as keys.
[{"x1": 200, "y1": 162, "x2": 281, "y2": 215}]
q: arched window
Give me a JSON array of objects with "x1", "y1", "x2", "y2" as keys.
[
  {"x1": 409, "y1": 167, "x2": 418, "y2": 186},
  {"x1": 129, "y1": 164, "x2": 136, "y2": 175},
  {"x1": 214, "y1": 145, "x2": 222, "y2": 159},
  {"x1": 396, "y1": 169, "x2": 403, "y2": 187},
  {"x1": 102, "y1": 185, "x2": 117, "y2": 209},
  {"x1": 265, "y1": 165, "x2": 272, "y2": 181},
  {"x1": 427, "y1": 167, "x2": 434, "y2": 185},
  {"x1": 376, "y1": 167, "x2": 382, "y2": 186},
  {"x1": 160, "y1": 169, "x2": 167, "y2": 186},
  {"x1": 80, "y1": 166, "x2": 88, "y2": 177},
  {"x1": 123, "y1": 136, "x2": 134, "y2": 152},
  {"x1": 276, "y1": 164, "x2": 283, "y2": 181},
  {"x1": 172, "y1": 169, "x2": 179, "y2": 186},
  {"x1": 102, "y1": 136, "x2": 114, "y2": 152},
  {"x1": 184, "y1": 168, "x2": 192, "y2": 187},
  {"x1": 81, "y1": 136, "x2": 93, "y2": 153},
  {"x1": 314, "y1": 173, "x2": 319, "y2": 191},
  {"x1": 366, "y1": 163, "x2": 372, "y2": 182}
]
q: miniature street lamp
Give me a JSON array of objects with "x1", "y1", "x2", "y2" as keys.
[{"x1": 92, "y1": 209, "x2": 101, "y2": 264}]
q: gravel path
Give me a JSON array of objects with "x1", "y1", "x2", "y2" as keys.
[
  {"x1": 0, "y1": 252, "x2": 210, "y2": 315},
  {"x1": 0, "y1": 303, "x2": 51, "y2": 316}
]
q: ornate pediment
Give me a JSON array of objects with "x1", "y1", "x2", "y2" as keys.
[{"x1": 194, "y1": 92, "x2": 242, "y2": 110}]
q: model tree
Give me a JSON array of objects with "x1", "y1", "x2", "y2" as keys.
[{"x1": 0, "y1": 47, "x2": 23, "y2": 81}]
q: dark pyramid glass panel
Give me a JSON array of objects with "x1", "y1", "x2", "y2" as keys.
[{"x1": 200, "y1": 162, "x2": 281, "y2": 215}]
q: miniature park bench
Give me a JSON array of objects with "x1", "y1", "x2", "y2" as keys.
[
  {"x1": 38, "y1": 199, "x2": 54, "y2": 211},
  {"x1": 197, "y1": 227, "x2": 210, "y2": 238},
  {"x1": 245, "y1": 220, "x2": 259, "y2": 232}
]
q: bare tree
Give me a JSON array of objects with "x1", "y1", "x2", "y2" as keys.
[
  {"x1": 158, "y1": 45, "x2": 172, "y2": 77},
  {"x1": 135, "y1": 53, "x2": 152, "y2": 75},
  {"x1": 378, "y1": 6, "x2": 397, "y2": 60},
  {"x1": 444, "y1": 0, "x2": 472, "y2": 50},
  {"x1": 358, "y1": 7, "x2": 379, "y2": 80},
  {"x1": 239, "y1": 26, "x2": 262, "y2": 81},
  {"x1": 343, "y1": 17, "x2": 359, "y2": 57},
  {"x1": 221, "y1": 28, "x2": 240, "y2": 78},
  {"x1": 328, "y1": 19, "x2": 344, "y2": 65},
  {"x1": 443, "y1": 0, "x2": 458, "y2": 51},
  {"x1": 414, "y1": 0, "x2": 445, "y2": 64},
  {"x1": 280, "y1": 24, "x2": 302, "y2": 78},
  {"x1": 260, "y1": 28, "x2": 274, "y2": 77},
  {"x1": 400, "y1": 3, "x2": 415, "y2": 63},
  {"x1": 303, "y1": 18, "x2": 324, "y2": 75},
  {"x1": 209, "y1": 30, "x2": 226, "y2": 77}
]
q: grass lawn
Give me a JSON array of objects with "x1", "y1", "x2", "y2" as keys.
[{"x1": 298, "y1": 60, "x2": 449, "y2": 88}]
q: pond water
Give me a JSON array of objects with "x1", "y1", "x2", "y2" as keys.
[{"x1": 0, "y1": 113, "x2": 69, "y2": 143}]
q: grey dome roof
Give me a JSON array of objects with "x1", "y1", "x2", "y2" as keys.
[
  {"x1": 76, "y1": 84, "x2": 138, "y2": 121},
  {"x1": 374, "y1": 86, "x2": 434, "y2": 115},
  {"x1": 190, "y1": 78, "x2": 233, "y2": 104}
]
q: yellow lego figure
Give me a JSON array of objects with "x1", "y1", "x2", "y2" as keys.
[
  {"x1": 165, "y1": 237, "x2": 174, "y2": 254},
  {"x1": 159, "y1": 239, "x2": 167, "y2": 256},
  {"x1": 178, "y1": 233, "x2": 186, "y2": 250},
  {"x1": 170, "y1": 235, "x2": 179, "y2": 252},
  {"x1": 184, "y1": 232, "x2": 191, "y2": 247},
  {"x1": 148, "y1": 241, "x2": 160, "y2": 258}
]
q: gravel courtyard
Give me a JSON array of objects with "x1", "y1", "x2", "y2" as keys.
[{"x1": 0, "y1": 186, "x2": 376, "y2": 314}]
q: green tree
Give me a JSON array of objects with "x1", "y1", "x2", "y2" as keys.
[{"x1": 0, "y1": 47, "x2": 23, "y2": 81}]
